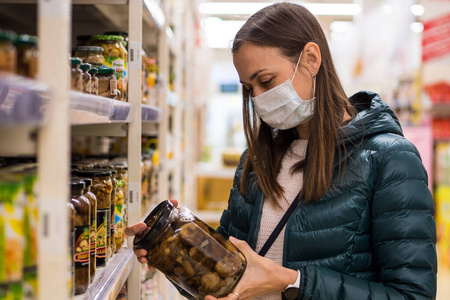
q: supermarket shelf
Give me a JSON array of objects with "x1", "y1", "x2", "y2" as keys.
[
  {"x1": 143, "y1": 0, "x2": 165, "y2": 30},
  {"x1": 142, "y1": 104, "x2": 161, "y2": 122},
  {"x1": 74, "y1": 247, "x2": 134, "y2": 300}
]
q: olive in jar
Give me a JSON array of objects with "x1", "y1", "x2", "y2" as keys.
[{"x1": 134, "y1": 201, "x2": 247, "y2": 300}]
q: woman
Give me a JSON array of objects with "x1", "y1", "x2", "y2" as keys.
[{"x1": 126, "y1": 2, "x2": 437, "y2": 300}]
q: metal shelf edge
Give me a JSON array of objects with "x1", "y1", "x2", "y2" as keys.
[{"x1": 74, "y1": 247, "x2": 134, "y2": 300}]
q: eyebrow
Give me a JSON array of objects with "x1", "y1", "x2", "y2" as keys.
[{"x1": 239, "y1": 69, "x2": 268, "y2": 84}]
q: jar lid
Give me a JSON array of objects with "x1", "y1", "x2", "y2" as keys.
[
  {"x1": 0, "y1": 29, "x2": 16, "y2": 42},
  {"x1": 134, "y1": 200, "x2": 174, "y2": 249},
  {"x1": 71, "y1": 178, "x2": 85, "y2": 190},
  {"x1": 15, "y1": 34, "x2": 37, "y2": 46},
  {"x1": 73, "y1": 46, "x2": 104, "y2": 52},
  {"x1": 71, "y1": 57, "x2": 82, "y2": 66},
  {"x1": 88, "y1": 68, "x2": 98, "y2": 75},
  {"x1": 80, "y1": 63, "x2": 91, "y2": 71},
  {"x1": 97, "y1": 67, "x2": 116, "y2": 75},
  {"x1": 74, "y1": 169, "x2": 112, "y2": 178},
  {"x1": 78, "y1": 177, "x2": 92, "y2": 188},
  {"x1": 109, "y1": 163, "x2": 127, "y2": 170},
  {"x1": 92, "y1": 35, "x2": 124, "y2": 42},
  {"x1": 104, "y1": 31, "x2": 128, "y2": 38}
]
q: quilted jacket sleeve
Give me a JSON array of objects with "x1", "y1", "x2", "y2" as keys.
[{"x1": 298, "y1": 137, "x2": 437, "y2": 300}]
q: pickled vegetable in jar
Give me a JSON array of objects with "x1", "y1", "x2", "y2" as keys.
[
  {"x1": 104, "y1": 31, "x2": 128, "y2": 50},
  {"x1": 73, "y1": 46, "x2": 104, "y2": 69},
  {"x1": 15, "y1": 34, "x2": 38, "y2": 79},
  {"x1": 70, "y1": 179, "x2": 91, "y2": 295},
  {"x1": 74, "y1": 170, "x2": 112, "y2": 267},
  {"x1": 0, "y1": 29, "x2": 17, "y2": 73},
  {"x1": 110, "y1": 164, "x2": 126, "y2": 251},
  {"x1": 134, "y1": 200, "x2": 247, "y2": 300},
  {"x1": 89, "y1": 68, "x2": 99, "y2": 95},
  {"x1": 80, "y1": 63, "x2": 92, "y2": 94},
  {"x1": 97, "y1": 67, "x2": 118, "y2": 99},
  {"x1": 70, "y1": 57, "x2": 83, "y2": 92},
  {"x1": 79, "y1": 178, "x2": 97, "y2": 283}
]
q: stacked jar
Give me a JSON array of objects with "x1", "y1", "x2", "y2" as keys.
[
  {"x1": 73, "y1": 46, "x2": 104, "y2": 69},
  {"x1": 15, "y1": 34, "x2": 38, "y2": 79},
  {"x1": 70, "y1": 57, "x2": 83, "y2": 92},
  {"x1": 70, "y1": 179, "x2": 91, "y2": 295},
  {"x1": 80, "y1": 63, "x2": 92, "y2": 94},
  {"x1": 0, "y1": 29, "x2": 17, "y2": 73}
]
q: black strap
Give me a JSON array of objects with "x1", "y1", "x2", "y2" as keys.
[{"x1": 258, "y1": 193, "x2": 302, "y2": 257}]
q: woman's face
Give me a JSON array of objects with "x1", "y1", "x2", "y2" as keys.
[{"x1": 233, "y1": 43, "x2": 314, "y2": 100}]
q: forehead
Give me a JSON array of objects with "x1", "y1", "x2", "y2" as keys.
[{"x1": 233, "y1": 44, "x2": 291, "y2": 78}]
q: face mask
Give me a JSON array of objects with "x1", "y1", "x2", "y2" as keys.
[{"x1": 252, "y1": 51, "x2": 316, "y2": 130}]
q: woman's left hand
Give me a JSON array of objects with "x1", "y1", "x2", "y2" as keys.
[{"x1": 205, "y1": 237, "x2": 298, "y2": 300}]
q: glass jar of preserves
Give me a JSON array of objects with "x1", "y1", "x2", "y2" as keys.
[
  {"x1": 134, "y1": 201, "x2": 247, "y2": 300},
  {"x1": 0, "y1": 29, "x2": 17, "y2": 73},
  {"x1": 111, "y1": 165, "x2": 126, "y2": 252},
  {"x1": 104, "y1": 31, "x2": 128, "y2": 50},
  {"x1": 80, "y1": 63, "x2": 92, "y2": 94},
  {"x1": 15, "y1": 34, "x2": 38, "y2": 79},
  {"x1": 106, "y1": 168, "x2": 117, "y2": 257},
  {"x1": 73, "y1": 46, "x2": 104, "y2": 69},
  {"x1": 74, "y1": 170, "x2": 112, "y2": 267},
  {"x1": 79, "y1": 178, "x2": 97, "y2": 283},
  {"x1": 70, "y1": 179, "x2": 91, "y2": 295},
  {"x1": 97, "y1": 67, "x2": 118, "y2": 99},
  {"x1": 89, "y1": 68, "x2": 99, "y2": 95},
  {"x1": 70, "y1": 57, "x2": 83, "y2": 92},
  {"x1": 91, "y1": 35, "x2": 127, "y2": 101}
]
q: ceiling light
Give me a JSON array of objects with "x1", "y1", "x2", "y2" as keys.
[
  {"x1": 410, "y1": 22, "x2": 424, "y2": 33},
  {"x1": 410, "y1": 4, "x2": 425, "y2": 16},
  {"x1": 199, "y1": 2, "x2": 362, "y2": 16}
]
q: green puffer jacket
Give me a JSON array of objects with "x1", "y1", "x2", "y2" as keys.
[{"x1": 216, "y1": 91, "x2": 437, "y2": 300}]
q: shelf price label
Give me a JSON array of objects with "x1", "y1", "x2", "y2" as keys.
[{"x1": 128, "y1": 42, "x2": 141, "y2": 72}]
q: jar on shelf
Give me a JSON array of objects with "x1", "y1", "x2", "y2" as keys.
[
  {"x1": 15, "y1": 34, "x2": 38, "y2": 79},
  {"x1": 104, "y1": 31, "x2": 128, "y2": 50},
  {"x1": 104, "y1": 168, "x2": 117, "y2": 257},
  {"x1": 110, "y1": 163, "x2": 127, "y2": 243},
  {"x1": 74, "y1": 169, "x2": 112, "y2": 267},
  {"x1": 115, "y1": 67, "x2": 125, "y2": 102},
  {"x1": 91, "y1": 35, "x2": 127, "y2": 100},
  {"x1": 70, "y1": 57, "x2": 83, "y2": 92},
  {"x1": 72, "y1": 161, "x2": 94, "y2": 171},
  {"x1": 0, "y1": 29, "x2": 17, "y2": 73},
  {"x1": 73, "y1": 46, "x2": 104, "y2": 69},
  {"x1": 89, "y1": 68, "x2": 99, "y2": 95},
  {"x1": 97, "y1": 67, "x2": 118, "y2": 99},
  {"x1": 134, "y1": 200, "x2": 247, "y2": 300},
  {"x1": 67, "y1": 202, "x2": 75, "y2": 298},
  {"x1": 79, "y1": 177, "x2": 97, "y2": 283},
  {"x1": 70, "y1": 179, "x2": 91, "y2": 295},
  {"x1": 80, "y1": 63, "x2": 92, "y2": 94}
]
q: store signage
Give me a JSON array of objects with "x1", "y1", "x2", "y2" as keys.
[{"x1": 422, "y1": 13, "x2": 450, "y2": 62}]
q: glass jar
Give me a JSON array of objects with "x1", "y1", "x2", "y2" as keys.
[
  {"x1": 91, "y1": 35, "x2": 127, "y2": 101},
  {"x1": 134, "y1": 201, "x2": 247, "y2": 300},
  {"x1": 15, "y1": 34, "x2": 38, "y2": 79},
  {"x1": 70, "y1": 179, "x2": 91, "y2": 295},
  {"x1": 107, "y1": 169, "x2": 117, "y2": 257},
  {"x1": 112, "y1": 166, "x2": 125, "y2": 252},
  {"x1": 97, "y1": 67, "x2": 118, "y2": 99},
  {"x1": 0, "y1": 29, "x2": 17, "y2": 73},
  {"x1": 74, "y1": 170, "x2": 112, "y2": 267},
  {"x1": 72, "y1": 161, "x2": 94, "y2": 171},
  {"x1": 73, "y1": 46, "x2": 104, "y2": 69},
  {"x1": 104, "y1": 31, "x2": 128, "y2": 50},
  {"x1": 79, "y1": 178, "x2": 97, "y2": 283},
  {"x1": 111, "y1": 164, "x2": 128, "y2": 237},
  {"x1": 70, "y1": 57, "x2": 83, "y2": 92},
  {"x1": 67, "y1": 202, "x2": 75, "y2": 298},
  {"x1": 80, "y1": 63, "x2": 92, "y2": 94},
  {"x1": 115, "y1": 67, "x2": 125, "y2": 101},
  {"x1": 89, "y1": 68, "x2": 99, "y2": 95}
]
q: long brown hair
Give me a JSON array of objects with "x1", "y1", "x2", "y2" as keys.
[{"x1": 232, "y1": 2, "x2": 356, "y2": 204}]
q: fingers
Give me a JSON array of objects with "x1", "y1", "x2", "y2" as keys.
[
  {"x1": 134, "y1": 247, "x2": 148, "y2": 264},
  {"x1": 124, "y1": 222, "x2": 147, "y2": 236}
]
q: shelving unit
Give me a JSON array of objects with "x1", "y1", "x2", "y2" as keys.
[{"x1": 0, "y1": 0, "x2": 196, "y2": 299}]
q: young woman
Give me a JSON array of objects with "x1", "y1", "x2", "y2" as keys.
[{"x1": 126, "y1": 3, "x2": 437, "y2": 300}]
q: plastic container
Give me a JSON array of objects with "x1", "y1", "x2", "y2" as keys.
[
  {"x1": 134, "y1": 200, "x2": 247, "y2": 300},
  {"x1": 70, "y1": 179, "x2": 91, "y2": 295},
  {"x1": 71, "y1": 57, "x2": 83, "y2": 92},
  {"x1": 80, "y1": 178, "x2": 97, "y2": 283},
  {"x1": 74, "y1": 170, "x2": 112, "y2": 267},
  {"x1": 15, "y1": 34, "x2": 38, "y2": 78},
  {"x1": 80, "y1": 63, "x2": 92, "y2": 94},
  {"x1": 0, "y1": 29, "x2": 17, "y2": 73},
  {"x1": 73, "y1": 46, "x2": 104, "y2": 69},
  {"x1": 89, "y1": 68, "x2": 99, "y2": 95},
  {"x1": 97, "y1": 67, "x2": 118, "y2": 99}
]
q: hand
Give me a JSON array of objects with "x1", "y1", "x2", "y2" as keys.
[
  {"x1": 125, "y1": 199, "x2": 179, "y2": 265},
  {"x1": 204, "y1": 237, "x2": 298, "y2": 300}
]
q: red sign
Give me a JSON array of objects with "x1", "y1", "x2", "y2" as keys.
[{"x1": 422, "y1": 13, "x2": 450, "y2": 62}]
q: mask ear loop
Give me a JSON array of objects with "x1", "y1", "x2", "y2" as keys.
[{"x1": 291, "y1": 51, "x2": 303, "y2": 82}]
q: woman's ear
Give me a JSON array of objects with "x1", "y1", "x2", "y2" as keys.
[{"x1": 302, "y1": 42, "x2": 321, "y2": 77}]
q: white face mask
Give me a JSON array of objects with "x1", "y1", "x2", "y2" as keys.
[{"x1": 252, "y1": 51, "x2": 316, "y2": 130}]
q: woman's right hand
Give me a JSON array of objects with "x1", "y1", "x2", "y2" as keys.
[{"x1": 125, "y1": 199, "x2": 179, "y2": 265}]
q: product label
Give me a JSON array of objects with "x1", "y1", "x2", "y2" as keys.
[
  {"x1": 91, "y1": 79, "x2": 98, "y2": 95},
  {"x1": 96, "y1": 209, "x2": 107, "y2": 265},
  {"x1": 104, "y1": 57, "x2": 127, "y2": 76},
  {"x1": 90, "y1": 219, "x2": 96, "y2": 264},
  {"x1": 114, "y1": 204, "x2": 123, "y2": 241},
  {"x1": 74, "y1": 225, "x2": 90, "y2": 269},
  {"x1": 110, "y1": 79, "x2": 118, "y2": 96},
  {"x1": 84, "y1": 80, "x2": 92, "y2": 94}
]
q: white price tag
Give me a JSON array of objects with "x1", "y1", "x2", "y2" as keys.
[
  {"x1": 128, "y1": 182, "x2": 141, "y2": 205},
  {"x1": 128, "y1": 42, "x2": 141, "y2": 71}
]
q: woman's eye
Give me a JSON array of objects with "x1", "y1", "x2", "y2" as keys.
[{"x1": 261, "y1": 78, "x2": 273, "y2": 87}]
